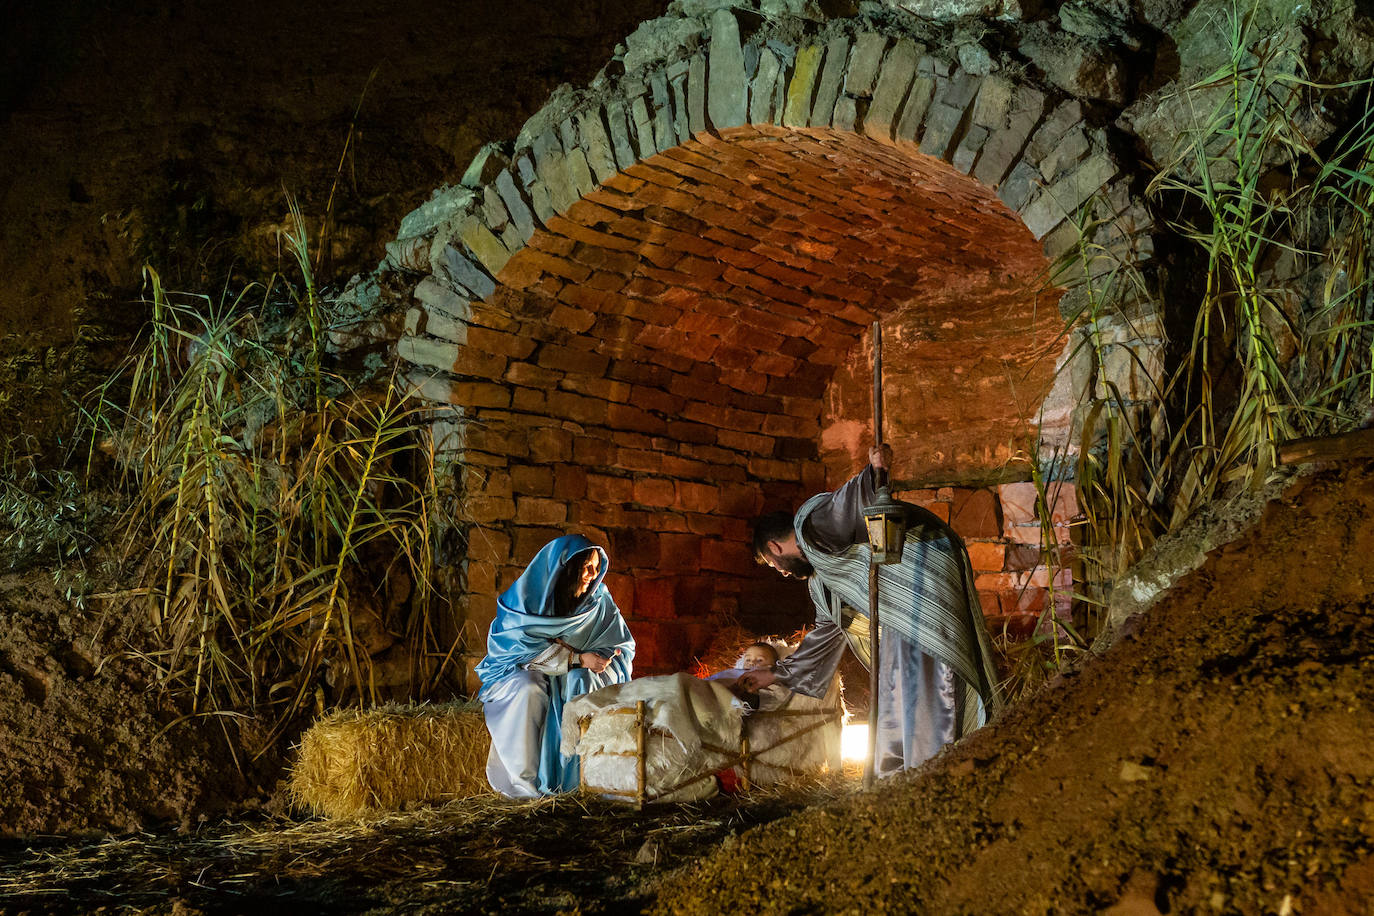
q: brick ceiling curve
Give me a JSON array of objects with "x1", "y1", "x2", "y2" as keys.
[{"x1": 479, "y1": 124, "x2": 1060, "y2": 488}]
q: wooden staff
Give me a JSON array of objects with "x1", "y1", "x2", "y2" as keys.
[
  {"x1": 635, "y1": 700, "x2": 647, "y2": 809},
  {"x1": 865, "y1": 320, "x2": 883, "y2": 791}
]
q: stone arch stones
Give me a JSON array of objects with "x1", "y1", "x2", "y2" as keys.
[{"x1": 361, "y1": 5, "x2": 1157, "y2": 674}]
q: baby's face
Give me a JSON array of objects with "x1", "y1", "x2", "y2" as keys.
[{"x1": 738, "y1": 647, "x2": 775, "y2": 670}]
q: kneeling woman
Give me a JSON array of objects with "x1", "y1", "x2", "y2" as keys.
[{"x1": 476, "y1": 535, "x2": 635, "y2": 797}]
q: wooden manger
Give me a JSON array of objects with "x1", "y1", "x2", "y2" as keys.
[{"x1": 576, "y1": 687, "x2": 845, "y2": 807}]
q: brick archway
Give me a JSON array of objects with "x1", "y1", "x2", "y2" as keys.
[{"x1": 379, "y1": 10, "x2": 1155, "y2": 675}]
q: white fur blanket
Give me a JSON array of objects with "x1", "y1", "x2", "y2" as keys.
[{"x1": 561, "y1": 673, "x2": 745, "y2": 803}]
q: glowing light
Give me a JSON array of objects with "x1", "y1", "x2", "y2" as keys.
[{"x1": 841, "y1": 722, "x2": 869, "y2": 760}]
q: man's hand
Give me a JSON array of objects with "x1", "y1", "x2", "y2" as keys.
[
  {"x1": 869, "y1": 443, "x2": 893, "y2": 471},
  {"x1": 579, "y1": 649, "x2": 618, "y2": 674},
  {"x1": 735, "y1": 668, "x2": 777, "y2": 692}
]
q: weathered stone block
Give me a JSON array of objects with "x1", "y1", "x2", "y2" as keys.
[
  {"x1": 918, "y1": 101, "x2": 963, "y2": 158},
  {"x1": 630, "y1": 94, "x2": 658, "y2": 158},
  {"x1": 574, "y1": 109, "x2": 619, "y2": 186},
  {"x1": 634, "y1": 577, "x2": 677, "y2": 620},
  {"x1": 700, "y1": 538, "x2": 754, "y2": 576},
  {"x1": 611, "y1": 527, "x2": 662, "y2": 568},
  {"x1": 844, "y1": 32, "x2": 889, "y2": 98},
  {"x1": 1019, "y1": 26, "x2": 1126, "y2": 103},
  {"x1": 920, "y1": 72, "x2": 982, "y2": 159},
  {"x1": 999, "y1": 481, "x2": 1040, "y2": 528},
  {"x1": 430, "y1": 417, "x2": 465, "y2": 454},
  {"x1": 831, "y1": 95, "x2": 857, "y2": 132},
  {"x1": 865, "y1": 39, "x2": 921, "y2": 142},
  {"x1": 439, "y1": 244, "x2": 496, "y2": 301},
  {"x1": 894, "y1": 73, "x2": 935, "y2": 143},
  {"x1": 650, "y1": 70, "x2": 675, "y2": 152},
  {"x1": 398, "y1": 335, "x2": 459, "y2": 373},
  {"x1": 480, "y1": 183, "x2": 510, "y2": 234},
  {"x1": 1038, "y1": 125, "x2": 1090, "y2": 182},
  {"x1": 463, "y1": 495, "x2": 516, "y2": 524},
  {"x1": 633, "y1": 476, "x2": 677, "y2": 508},
  {"x1": 1096, "y1": 342, "x2": 1165, "y2": 401},
  {"x1": 466, "y1": 326, "x2": 537, "y2": 359},
  {"x1": 493, "y1": 170, "x2": 536, "y2": 244},
  {"x1": 563, "y1": 147, "x2": 595, "y2": 201},
  {"x1": 659, "y1": 533, "x2": 702, "y2": 573},
  {"x1": 587, "y1": 473, "x2": 634, "y2": 504},
  {"x1": 707, "y1": 9, "x2": 747, "y2": 129},
  {"x1": 783, "y1": 43, "x2": 823, "y2": 128},
  {"x1": 951, "y1": 124, "x2": 990, "y2": 173},
  {"x1": 668, "y1": 64, "x2": 691, "y2": 144},
  {"x1": 971, "y1": 73, "x2": 1014, "y2": 127},
  {"x1": 688, "y1": 52, "x2": 707, "y2": 135},
  {"x1": 976, "y1": 590, "x2": 1002, "y2": 616},
  {"x1": 1025, "y1": 100, "x2": 1084, "y2": 165},
  {"x1": 971, "y1": 84, "x2": 1046, "y2": 187},
  {"x1": 529, "y1": 426, "x2": 575, "y2": 462},
  {"x1": 810, "y1": 35, "x2": 850, "y2": 126},
  {"x1": 750, "y1": 46, "x2": 784, "y2": 124},
  {"x1": 603, "y1": 100, "x2": 638, "y2": 171},
  {"x1": 466, "y1": 528, "x2": 512, "y2": 565},
  {"x1": 414, "y1": 277, "x2": 472, "y2": 322},
  {"x1": 1021, "y1": 151, "x2": 1117, "y2": 239},
  {"x1": 529, "y1": 130, "x2": 567, "y2": 216},
  {"x1": 607, "y1": 402, "x2": 667, "y2": 435},
  {"x1": 554, "y1": 465, "x2": 588, "y2": 500},
  {"x1": 677, "y1": 481, "x2": 719, "y2": 513},
  {"x1": 458, "y1": 218, "x2": 512, "y2": 276},
  {"x1": 996, "y1": 159, "x2": 1041, "y2": 211},
  {"x1": 404, "y1": 307, "x2": 468, "y2": 345},
  {"x1": 399, "y1": 185, "x2": 475, "y2": 240},
  {"x1": 511, "y1": 465, "x2": 554, "y2": 498}
]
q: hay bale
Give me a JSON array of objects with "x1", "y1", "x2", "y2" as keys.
[{"x1": 289, "y1": 701, "x2": 492, "y2": 818}]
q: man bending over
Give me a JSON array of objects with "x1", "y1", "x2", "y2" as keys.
[{"x1": 739, "y1": 445, "x2": 1001, "y2": 776}]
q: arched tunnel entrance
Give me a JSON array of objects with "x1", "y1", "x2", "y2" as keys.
[{"x1": 376, "y1": 11, "x2": 1158, "y2": 679}]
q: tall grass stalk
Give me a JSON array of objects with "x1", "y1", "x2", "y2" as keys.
[
  {"x1": 1148, "y1": 3, "x2": 1374, "y2": 523},
  {"x1": 89, "y1": 245, "x2": 454, "y2": 751},
  {"x1": 1045, "y1": 2, "x2": 1374, "y2": 643}
]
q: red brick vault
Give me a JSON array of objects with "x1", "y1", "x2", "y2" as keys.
[{"x1": 371, "y1": 10, "x2": 1158, "y2": 678}]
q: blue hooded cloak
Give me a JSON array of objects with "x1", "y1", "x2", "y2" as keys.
[{"x1": 475, "y1": 534, "x2": 635, "y2": 795}]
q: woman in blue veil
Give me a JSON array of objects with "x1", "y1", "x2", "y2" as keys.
[{"x1": 475, "y1": 534, "x2": 635, "y2": 797}]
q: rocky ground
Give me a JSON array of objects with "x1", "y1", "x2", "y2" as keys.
[{"x1": 1, "y1": 459, "x2": 1371, "y2": 914}]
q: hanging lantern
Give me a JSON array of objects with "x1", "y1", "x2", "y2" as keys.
[{"x1": 862, "y1": 485, "x2": 910, "y2": 565}]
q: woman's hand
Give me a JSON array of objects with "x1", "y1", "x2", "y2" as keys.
[{"x1": 579, "y1": 650, "x2": 617, "y2": 673}]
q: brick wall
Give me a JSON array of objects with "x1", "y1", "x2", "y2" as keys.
[{"x1": 370, "y1": 8, "x2": 1162, "y2": 683}]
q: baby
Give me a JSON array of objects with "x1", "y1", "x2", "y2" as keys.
[{"x1": 736, "y1": 642, "x2": 779, "y2": 671}]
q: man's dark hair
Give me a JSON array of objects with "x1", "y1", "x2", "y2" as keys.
[{"x1": 751, "y1": 511, "x2": 796, "y2": 562}]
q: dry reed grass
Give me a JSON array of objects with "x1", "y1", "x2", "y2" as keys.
[{"x1": 289, "y1": 701, "x2": 492, "y2": 818}]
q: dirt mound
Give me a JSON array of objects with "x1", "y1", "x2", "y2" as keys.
[
  {"x1": 0, "y1": 562, "x2": 279, "y2": 837},
  {"x1": 649, "y1": 461, "x2": 1374, "y2": 915}
]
